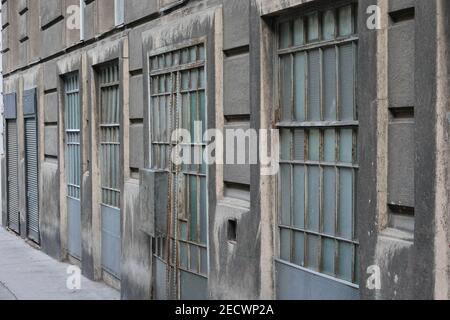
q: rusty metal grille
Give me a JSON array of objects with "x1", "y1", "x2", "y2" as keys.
[
  {"x1": 99, "y1": 63, "x2": 121, "y2": 208},
  {"x1": 64, "y1": 73, "x2": 81, "y2": 199},
  {"x1": 276, "y1": 4, "x2": 359, "y2": 284},
  {"x1": 150, "y1": 43, "x2": 208, "y2": 297}
]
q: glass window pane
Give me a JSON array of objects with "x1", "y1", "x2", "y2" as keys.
[
  {"x1": 190, "y1": 245, "x2": 199, "y2": 272},
  {"x1": 280, "y1": 55, "x2": 292, "y2": 121},
  {"x1": 323, "y1": 47, "x2": 337, "y2": 120},
  {"x1": 324, "y1": 129, "x2": 336, "y2": 162},
  {"x1": 339, "y1": 168, "x2": 353, "y2": 239},
  {"x1": 293, "y1": 231, "x2": 305, "y2": 266},
  {"x1": 293, "y1": 18, "x2": 304, "y2": 45},
  {"x1": 294, "y1": 129, "x2": 305, "y2": 160},
  {"x1": 294, "y1": 53, "x2": 306, "y2": 122},
  {"x1": 338, "y1": 242, "x2": 353, "y2": 282},
  {"x1": 322, "y1": 238, "x2": 335, "y2": 276},
  {"x1": 279, "y1": 22, "x2": 291, "y2": 49},
  {"x1": 200, "y1": 178, "x2": 207, "y2": 245},
  {"x1": 281, "y1": 129, "x2": 292, "y2": 160},
  {"x1": 280, "y1": 164, "x2": 291, "y2": 226},
  {"x1": 307, "y1": 166, "x2": 320, "y2": 232},
  {"x1": 339, "y1": 44, "x2": 355, "y2": 120},
  {"x1": 339, "y1": 129, "x2": 353, "y2": 163},
  {"x1": 308, "y1": 129, "x2": 320, "y2": 161},
  {"x1": 307, "y1": 50, "x2": 321, "y2": 121},
  {"x1": 200, "y1": 247, "x2": 207, "y2": 275},
  {"x1": 307, "y1": 13, "x2": 319, "y2": 41},
  {"x1": 189, "y1": 176, "x2": 198, "y2": 242},
  {"x1": 293, "y1": 165, "x2": 305, "y2": 229},
  {"x1": 280, "y1": 228, "x2": 291, "y2": 262},
  {"x1": 180, "y1": 242, "x2": 188, "y2": 269},
  {"x1": 306, "y1": 234, "x2": 319, "y2": 270},
  {"x1": 338, "y1": 5, "x2": 353, "y2": 36},
  {"x1": 323, "y1": 167, "x2": 336, "y2": 235},
  {"x1": 322, "y1": 10, "x2": 336, "y2": 40}
]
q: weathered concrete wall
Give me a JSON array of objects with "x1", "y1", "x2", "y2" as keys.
[{"x1": 121, "y1": 180, "x2": 152, "y2": 300}]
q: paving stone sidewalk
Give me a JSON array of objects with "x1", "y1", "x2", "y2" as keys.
[{"x1": 0, "y1": 227, "x2": 120, "y2": 300}]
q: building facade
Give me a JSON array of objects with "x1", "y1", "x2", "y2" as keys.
[{"x1": 1, "y1": 0, "x2": 450, "y2": 300}]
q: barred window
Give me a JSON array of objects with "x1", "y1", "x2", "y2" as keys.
[
  {"x1": 64, "y1": 73, "x2": 81, "y2": 200},
  {"x1": 276, "y1": 4, "x2": 359, "y2": 284},
  {"x1": 150, "y1": 43, "x2": 208, "y2": 278},
  {"x1": 99, "y1": 63, "x2": 121, "y2": 208}
]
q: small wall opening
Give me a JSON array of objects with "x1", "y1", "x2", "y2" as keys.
[{"x1": 228, "y1": 219, "x2": 237, "y2": 242}]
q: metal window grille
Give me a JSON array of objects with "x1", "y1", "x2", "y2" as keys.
[
  {"x1": 99, "y1": 63, "x2": 121, "y2": 209},
  {"x1": 276, "y1": 4, "x2": 359, "y2": 284},
  {"x1": 150, "y1": 43, "x2": 208, "y2": 288},
  {"x1": 65, "y1": 73, "x2": 81, "y2": 200}
]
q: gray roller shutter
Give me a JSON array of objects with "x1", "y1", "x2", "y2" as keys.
[
  {"x1": 24, "y1": 89, "x2": 40, "y2": 243},
  {"x1": 4, "y1": 93, "x2": 20, "y2": 234}
]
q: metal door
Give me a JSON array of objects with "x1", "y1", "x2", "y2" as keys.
[
  {"x1": 150, "y1": 43, "x2": 208, "y2": 300},
  {"x1": 65, "y1": 73, "x2": 82, "y2": 260},
  {"x1": 98, "y1": 63, "x2": 121, "y2": 279},
  {"x1": 24, "y1": 89, "x2": 39, "y2": 243},
  {"x1": 4, "y1": 93, "x2": 20, "y2": 234}
]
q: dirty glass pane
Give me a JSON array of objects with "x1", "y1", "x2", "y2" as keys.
[
  {"x1": 189, "y1": 46, "x2": 197, "y2": 62},
  {"x1": 279, "y1": 21, "x2": 291, "y2": 49},
  {"x1": 339, "y1": 168, "x2": 353, "y2": 239},
  {"x1": 323, "y1": 47, "x2": 337, "y2": 120},
  {"x1": 306, "y1": 234, "x2": 319, "y2": 270},
  {"x1": 180, "y1": 242, "x2": 188, "y2": 269},
  {"x1": 280, "y1": 228, "x2": 291, "y2": 262},
  {"x1": 281, "y1": 129, "x2": 292, "y2": 160},
  {"x1": 293, "y1": 231, "x2": 305, "y2": 266},
  {"x1": 323, "y1": 167, "x2": 336, "y2": 235},
  {"x1": 293, "y1": 130, "x2": 305, "y2": 160},
  {"x1": 180, "y1": 221, "x2": 188, "y2": 241},
  {"x1": 322, "y1": 10, "x2": 336, "y2": 40},
  {"x1": 293, "y1": 165, "x2": 305, "y2": 229},
  {"x1": 199, "y1": 91, "x2": 206, "y2": 137},
  {"x1": 307, "y1": 166, "x2": 320, "y2": 232},
  {"x1": 199, "y1": 45, "x2": 206, "y2": 60},
  {"x1": 190, "y1": 93, "x2": 198, "y2": 142},
  {"x1": 339, "y1": 129, "x2": 353, "y2": 163},
  {"x1": 294, "y1": 52, "x2": 306, "y2": 122},
  {"x1": 293, "y1": 18, "x2": 304, "y2": 45},
  {"x1": 308, "y1": 129, "x2": 320, "y2": 161},
  {"x1": 339, "y1": 44, "x2": 354, "y2": 120},
  {"x1": 200, "y1": 177, "x2": 207, "y2": 245},
  {"x1": 182, "y1": 93, "x2": 189, "y2": 131},
  {"x1": 324, "y1": 129, "x2": 336, "y2": 162},
  {"x1": 280, "y1": 164, "x2": 291, "y2": 226},
  {"x1": 189, "y1": 176, "x2": 198, "y2": 242},
  {"x1": 200, "y1": 247, "x2": 207, "y2": 275},
  {"x1": 191, "y1": 69, "x2": 199, "y2": 90},
  {"x1": 338, "y1": 242, "x2": 353, "y2": 282},
  {"x1": 338, "y1": 5, "x2": 353, "y2": 36},
  {"x1": 307, "y1": 50, "x2": 321, "y2": 121},
  {"x1": 190, "y1": 245, "x2": 199, "y2": 272},
  {"x1": 181, "y1": 71, "x2": 190, "y2": 90},
  {"x1": 322, "y1": 238, "x2": 335, "y2": 276},
  {"x1": 280, "y1": 55, "x2": 292, "y2": 121},
  {"x1": 307, "y1": 13, "x2": 319, "y2": 42}
]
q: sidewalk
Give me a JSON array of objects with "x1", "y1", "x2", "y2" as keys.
[{"x1": 0, "y1": 227, "x2": 120, "y2": 300}]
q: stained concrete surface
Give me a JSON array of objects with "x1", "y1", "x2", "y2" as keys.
[{"x1": 0, "y1": 228, "x2": 120, "y2": 300}]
